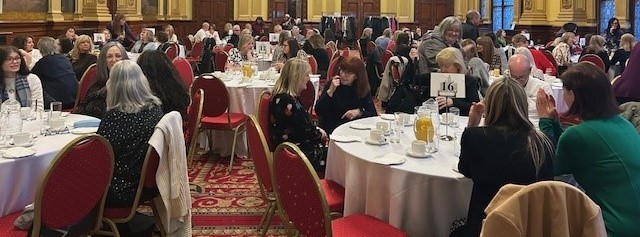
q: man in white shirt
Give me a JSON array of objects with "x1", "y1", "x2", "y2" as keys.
[
  {"x1": 508, "y1": 54, "x2": 551, "y2": 117},
  {"x1": 194, "y1": 21, "x2": 213, "y2": 43}
]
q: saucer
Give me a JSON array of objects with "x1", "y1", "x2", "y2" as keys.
[
  {"x1": 406, "y1": 149, "x2": 431, "y2": 158},
  {"x1": 3, "y1": 147, "x2": 36, "y2": 159},
  {"x1": 349, "y1": 123, "x2": 375, "y2": 130},
  {"x1": 331, "y1": 135, "x2": 361, "y2": 143},
  {"x1": 61, "y1": 112, "x2": 70, "y2": 117},
  {"x1": 365, "y1": 138, "x2": 389, "y2": 145},
  {"x1": 379, "y1": 114, "x2": 395, "y2": 120},
  {"x1": 71, "y1": 127, "x2": 99, "y2": 135},
  {"x1": 9, "y1": 141, "x2": 35, "y2": 148}
]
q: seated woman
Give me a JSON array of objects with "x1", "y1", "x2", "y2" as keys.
[
  {"x1": 271, "y1": 31, "x2": 292, "y2": 62},
  {"x1": 434, "y1": 47, "x2": 481, "y2": 115},
  {"x1": 303, "y1": 34, "x2": 330, "y2": 78},
  {"x1": 131, "y1": 29, "x2": 156, "y2": 53},
  {"x1": 579, "y1": 35, "x2": 611, "y2": 72},
  {"x1": 31, "y1": 37, "x2": 78, "y2": 110},
  {"x1": 97, "y1": 60, "x2": 162, "y2": 236},
  {"x1": 613, "y1": 41, "x2": 640, "y2": 104},
  {"x1": 137, "y1": 50, "x2": 190, "y2": 118},
  {"x1": 460, "y1": 39, "x2": 490, "y2": 96},
  {"x1": 274, "y1": 39, "x2": 307, "y2": 71},
  {"x1": 269, "y1": 58, "x2": 328, "y2": 172},
  {"x1": 455, "y1": 78, "x2": 554, "y2": 237},
  {"x1": 69, "y1": 35, "x2": 98, "y2": 81},
  {"x1": 315, "y1": 56, "x2": 377, "y2": 133},
  {"x1": 12, "y1": 35, "x2": 42, "y2": 69},
  {"x1": 0, "y1": 46, "x2": 44, "y2": 111},
  {"x1": 227, "y1": 33, "x2": 256, "y2": 67},
  {"x1": 418, "y1": 16, "x2": 461, "y2": 73},
  {"x1": 537, "y1": 62, "x2": 640, "y2": 236},
  {"x1": 552, "y1": 32, "x2": 575, "y2": 75},
  {"x1": 610, "y1": 33, "x2": 635, "y2": 76},
  {"x1": 477, "y1": 36, "x2": 508, "y2": 73},
  {"x1": 77, "y1": 41, "x2": 129, "y2": 119}
]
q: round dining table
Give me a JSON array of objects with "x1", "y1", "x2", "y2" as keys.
[
  {"x1": 325, "y1": 115, "x2": 473, "y2": 237},
  {"x1": 205, "y1": 72, "x2": 320, "y2": 157},
  {"x1": 0, "y1": 114, "x2": 97, "y2": 217}
]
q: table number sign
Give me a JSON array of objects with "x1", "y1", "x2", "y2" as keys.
[{"x1": 430, "y1": 73, "x2": 466, "y2": 98}]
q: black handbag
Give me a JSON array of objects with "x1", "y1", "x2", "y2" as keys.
[{"x1": 385, "y1": 59, "x2": 428, "y2": 114}]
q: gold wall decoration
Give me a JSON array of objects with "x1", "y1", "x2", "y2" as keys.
[
  {"x1": 562, "y1": 0, "x2": 572, "y2": 9},
  {"x1": 128, "y1": 0, "x2": 135, "y2": 6},
  {"x1": 98, "y1": 0, "x2": 105, "y2": 4},
  {"x1": 524, "y1": 0, "x2": 532, "y2": 10},
  {"x1": 3, "y1": 0, "x2": 47, "y2": 12}
]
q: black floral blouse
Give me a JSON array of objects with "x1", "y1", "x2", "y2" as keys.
[{"x1": 269, "y1": 93, "x2": 326, "y2": 169}]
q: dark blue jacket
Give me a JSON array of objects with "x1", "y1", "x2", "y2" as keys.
[{"x1": 31, "y1": 54, "x2": 78, "y2": 109}]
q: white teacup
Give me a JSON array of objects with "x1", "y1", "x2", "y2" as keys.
[
  {"x1": 12, "y1": 132, "x2": 33, "y2": 145},
  {"x1": 411, "y1": 140, "x2": 428, "y2": 155},
  {"x1": 376, "y1": 122, "x2": 390, "y2": 133},
  {"x1": 369, "y1": 129, "x2": 386, "y2": 144}
]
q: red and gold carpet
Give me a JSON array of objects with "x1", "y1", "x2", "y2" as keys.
[{"x1": 189, "y1": 154, "x2": 286, "y2": 237}]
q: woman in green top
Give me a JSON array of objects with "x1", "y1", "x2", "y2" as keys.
[{"x1": 536, "y1": 62, "x2": 640, "y2": 236}]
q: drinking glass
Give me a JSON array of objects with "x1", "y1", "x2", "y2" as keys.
[
  {"x1": 449, "y1": 107, "x2": 460, "y2": 128},
  {"x1": 49, "y1": 101, "x2": 63, "y2": 120}
]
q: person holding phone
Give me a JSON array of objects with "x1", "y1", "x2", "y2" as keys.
[{"x1": 315, "y1": 56, "x2": 377, "y2": 134}]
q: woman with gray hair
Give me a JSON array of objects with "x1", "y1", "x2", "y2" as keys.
[
  {"x1": 77, "y1": 41, "x2": 129, "y2": 119},
  {"x1": 131, "y1": 29, "x2": 156, "y2": 53},
  {"x1": 97, "y1": 60, "x2": 162, "y2": 217},
  {"x1": 31, "y1": 36, "x2": 78, "y2": 109},
  {"x1": 434, "y1": 47, "x2": 481, "y2": 115},
  {"x1": 418, "y1": 16, "x2": 462, "y2": 73}
]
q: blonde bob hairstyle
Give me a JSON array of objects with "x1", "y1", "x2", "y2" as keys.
[
  {"x1": 483, "y1": 77, "x2": 553, "y2": 175},
  {"x1": 272, "y1": 58, "x2": 310, "y2": 97},
  {"x1": 620, "y1": 33, "x2": 636, "y2": 52},
  {"x1": 70, "y1": 35, "x2": 94, "y2": 61},
  {"x1": 436, "y1": 47, "x2": 467, "y2": 74},
  {"x1": 106, "y1": 60, "x2": 161, "y2": 113}
]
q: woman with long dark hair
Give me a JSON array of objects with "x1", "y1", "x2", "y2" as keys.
[
  {"x1": 0, "y1": 46, "x2": 44, "y2": 110},
  {"x1": 605, "y1": 17, "x2": 624, "y2": 49},
  {"x1": 136, "y1": 50, "x2": 190, "y2": 118},
  {"x1": 106, "y1": 13, "x2": 138, "y2": 47}
]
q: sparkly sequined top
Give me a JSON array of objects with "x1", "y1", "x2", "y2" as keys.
[{"x1": 98, "y1": 106, "x2": 163, "y2": 207}]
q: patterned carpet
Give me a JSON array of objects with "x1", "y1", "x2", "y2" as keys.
[{"x1": 189, "y1": 154, "x2": 287, "y2": 237}]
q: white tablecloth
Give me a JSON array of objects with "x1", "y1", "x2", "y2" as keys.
[
  {"x1": 325, "y1": 116, "x2": 473, "y2": 237},
  {"x1": 0, "y1": 114, "x2": 96, "y2": 217},
  {"x1": 206, "y1": 73, "x2": 319, "y2": 157}
]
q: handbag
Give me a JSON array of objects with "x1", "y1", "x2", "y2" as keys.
[{"x1": 385, "y1": 59, "x2": 428, "y2": 114}]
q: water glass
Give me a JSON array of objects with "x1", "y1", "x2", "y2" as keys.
[
  {"x1": 449, "y1": 107, "x2": 460, "y2": 128},
  {"x1": 454, "y1": 132, "x2": 463, "y2": 157},
  {"x1": 50, "y1": 101, "x2": 62, "y2": 119},
  {"x1": 427, "y1": 127, "x2": 438, "y2": 153}
]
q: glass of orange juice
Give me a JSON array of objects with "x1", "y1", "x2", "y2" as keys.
[
  {"x1": 414, "y1": 113, "x2": 434, "y2": 142},
  {"x1": 242, "y1": 62, "x2": 253, "y2": 78}
]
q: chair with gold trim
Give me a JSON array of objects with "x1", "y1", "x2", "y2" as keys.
[
  {"x1": 256, "y1": 91, "x2": 275, "y2": 151},
  {"x1": 186, "y1": 89, "x2": 204, "y2": 165},
  {"x1": 31, "y1": 135, "x2": 118, "y2": 237},
  {"x1": 272, "y1": 143, "x2": 407, "y2": 237},
  {"x1": 72, "y1": 63, "x2": 98, "y2": 113}
]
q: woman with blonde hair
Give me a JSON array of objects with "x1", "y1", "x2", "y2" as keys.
[
  {"x1": 164, "y1": 24, "x2": 179, "y2": 44},
  {"x1": 460, "y1": 39, "x2": 490, "y2": 95},
  {"x1": 434, "y1": 47, "x2": 481, "y2": 115},
  {"x1": 304, "y1": 34, "x2": 329, "y2": 77},
  {"x1": 611, "y1": 33, "x2": 635, "y2": 75},
  {"x1": 131, "y1": 29, "x2": 155, "y2": 53},
  {"x1": 552, "y1": 32, "x2": 575, "y2": 74},
  {"x1": 269, "y1": 58, "x2": 328, "y2": 172},
  {"x1": 69, "y1": 35, "x2": 98, "y2": 81},
  {"x1": 454, "y1": 77, "x2": 554, "y2": 237},
  {"x1": 359, "y1": 27, "x2": 373, "y2": 58},
  {"x1": 227, "y1": 33, "x2": 256, "y2": 66},
  {"x1": 580, "y1": 35, "x2": 611, "y2": 72}
]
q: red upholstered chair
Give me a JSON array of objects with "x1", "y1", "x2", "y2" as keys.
[
  {"x1": 186, "y1": 89, "x2": 204, "y2": 165},
  {"x1": 579, "y1": 54, "x2": 605, "y2": 71},
  {"x1": 73, "y1": 63, "x2": 97, "y2": 112},
  {"x1": 101, "y1": 144, "x2": 165, "y2": 236},
  {"x1": 259, "y1": 36, "x2": 269, "y2": 42},
  {"x1": 381, "y1": 50, "x2": 394, "y2": 69},
  {"x1": 214, "y1": 50, "x2": 229, "y2": 72},
  {"x1": 223, "y1": 43, "x2": 234, "y2": 52},
  {"x1": 366, "y1": 41, "x2": 376, "y2": 57},
  {"x1": 299, "y1": 80, "x2": 316, "y2": 114},
  {"x1": 186, "y1": 41, "x2": 204, "y2": 71},
  {"x1": 256, "y1": 91, "x2": 275, "y2": 151},
  {"x1": 191, "y1": 76, "x2": 248, "y2": 173},
  {"x1": 326, "y1": 46, "x2": 334, "y2": 61},
  {"x1": 542, "y1": 50, "x2": 558, "y2": 69},
  {"x1": 391, "y1": 62, "x2": 401, "y2": 82},
  {"x1": 31, "y1": 135, "x2": 118, "y2": 237},
  {"x1": 272, "y1": 143, "x2": 406, "y2": 237},
  {"x1": 308, "y1": 55, "x2": 318, "y2": 74},
  {"x1": 184, "y1": 36, "x2": 193, "y2": 52},
  {"x1": 172, "y1": 57, "x2": 194, "y2": 88},
  {"x1": 164, "y1": 43, "x2": 179, "y2": 60}
]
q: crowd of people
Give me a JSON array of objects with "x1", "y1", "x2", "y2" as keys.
[{"x1": 3, "y1": 10, "x2": 640, "y2": 237}]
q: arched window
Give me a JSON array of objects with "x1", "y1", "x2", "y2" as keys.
[
  {"x1": 599, "y1": 0, "x2": 615, "y2": 34},
  {"x1": 492, "y1": 0, "x2": 514, "y2": 33}
]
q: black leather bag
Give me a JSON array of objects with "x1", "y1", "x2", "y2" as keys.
[{"x1": 385, "y1": 59, "x2": 427, "y2": 114}]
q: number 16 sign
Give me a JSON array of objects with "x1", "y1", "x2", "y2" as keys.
[{"x1": 429, "y1": 73, "x2": 467, "y2": 98}]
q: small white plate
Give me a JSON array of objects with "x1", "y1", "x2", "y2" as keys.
[
  {"x1": 331, "y1": 135, "x2": 361, "y2": 143},
  {"x1": 364, "y1": 138, "x2": 389, "y2": 145},
  {"x1": 3, "y1": 147, "x2": 36, "y2": 159},
  {"x1": 350, "y1": 123, "x2": 376, "y2": 130},
  {"x1": 406, "y1": 149, "x2": 431, "y2": 158},
  {"x1": 9, "y1": 141, "x2": 35, "y2": 148},
  {"x1": 71, "y1": 127, "x2": 99, "y2": 135},
  {"x1": 61, "y1": 112, "x2": 70, "y2": 117},
  {"x1": 380, "y1": 114, "x2": 395, "y2": 120}
]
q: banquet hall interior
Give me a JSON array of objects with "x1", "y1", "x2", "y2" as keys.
[{"x1": 0, "y1": 0, "x2": 639, "y2": 236}]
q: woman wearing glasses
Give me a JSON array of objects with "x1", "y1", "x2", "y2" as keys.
[{"x1": 0, "y1": 46, "x2": 44, "y2": 111}]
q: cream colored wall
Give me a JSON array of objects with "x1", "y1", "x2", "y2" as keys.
[{"x1": 234, "y1": 0, "x2": 269, "y2": 21}]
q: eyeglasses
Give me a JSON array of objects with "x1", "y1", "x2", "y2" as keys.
[{"x1": 5, "y1": 57, "x2": 21, "y2": 63}]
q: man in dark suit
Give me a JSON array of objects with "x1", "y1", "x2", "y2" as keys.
[{"x1": 462, "y1": 10, "x2": 481, "y2": 41}]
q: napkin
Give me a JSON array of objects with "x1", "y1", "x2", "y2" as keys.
[
  {"x1": 372, "y1": 153, "x2": 406, "y2": 165},
  {"x1": 73, "y1": 118, "x2": 101, "y2": 128}
]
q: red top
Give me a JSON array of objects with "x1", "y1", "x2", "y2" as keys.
[{"x1": 530, "y1": 48, "x2": 557, "y2": 76}]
